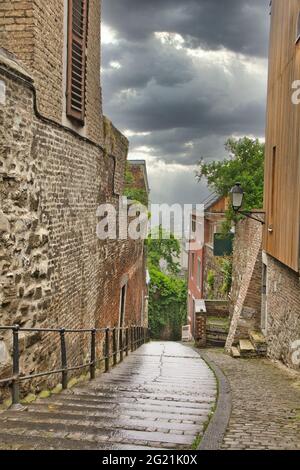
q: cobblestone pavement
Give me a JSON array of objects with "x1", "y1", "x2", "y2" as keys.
[
  {"x1": 206, "y1": 349, "x2": 300, "y2": 450},
  {"x1": 0, "y1": 342, "x2": 216, "y2": 450}
]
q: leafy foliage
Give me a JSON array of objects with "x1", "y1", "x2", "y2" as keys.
[
  {"x1": 207, "y1": 270, "x2": 215, "y2": 300},
  {"x1": 147, "y1": 227, "x2": 187, "y2": 340},
  {"x1": 124, "y1": 164, "x2": 148, "y2": 207},
  {"x1": 218, "y1": 257, "x2": 233, "y2": 296},
  {"x1": 196, "y1": 137, "x2": 265, "y2": 230},
  {"x1": 148, "y1": 267, "x2": 187, "y2": 340},
  {"x1": 146, "y1": 226, "x2": 181, "y2": 276}
]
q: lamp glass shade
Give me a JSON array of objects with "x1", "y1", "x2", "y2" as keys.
[{"x1": 230, "y1": 183, "x2": 244, "y2": 211}]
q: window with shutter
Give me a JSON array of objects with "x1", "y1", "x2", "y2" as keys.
[{"x1": 67, "y1": 0, "x2": 88, "y2": 123}]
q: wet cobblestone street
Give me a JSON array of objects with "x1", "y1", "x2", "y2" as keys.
[
  {"x1": 0, "y1": 342, "x2": 216, "y2": 450},
  {"x1": 206, "y1": 349, "x2": 300, "y2": 450}
]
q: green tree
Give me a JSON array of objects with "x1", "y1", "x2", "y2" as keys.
[
  {"x1": 196, "y1": 137, "x2": 265, "y2": 229},
  {"x1": 146, "y1": 226, "x2": 181, "y2": 276},
  {"x1": 147, "y1": 227, "x2": 187, "y2": 340},
  {"x1": 148, "y1": 267, "x2": 187, "y2": 340}
]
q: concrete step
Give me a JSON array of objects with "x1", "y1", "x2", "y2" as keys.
[
  {"x1": 231, "y1": 346, "x2": 241, "y2": 358},
  {"x1": 238, "y1": 339, "x2": 257, "y2": 358}
]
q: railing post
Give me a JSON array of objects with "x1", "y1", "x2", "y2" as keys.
[
  {"x1": 112, "y1": 328, "x2": 117, "y2": 366},
  {"x1": 105, "y1": 328, "x2": 110, "y2": 372},
  {"x1": 120, "y1": 328, "x2": 123, "y2": 362},
  {"x1": 135, "y1": 326, "x2": 137, "y2": 350},
  {"x1": 90, "y1": 328, "x2": 96, "y2": 380},
  {"x1": 60, "y1": 328, "x2": 68, "y2": 390},
  {"x1": 126, "y1": 328, "x2": 129, "y2": 356},
  {"x1": 131, "y1": 326, "x2": 134, "y2": 352},
  {"x1": 10, "y1": 325, "x2": 21, "y2": 410},
  {"x1": 133, "y1": 326, "x2": 135, "y2": 351}
]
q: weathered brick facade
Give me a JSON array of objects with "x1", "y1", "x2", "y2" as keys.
[
  {"x1": 0, "y1": 0, "x2": 103, "y2": 143},
  {"x1": 265, "y1": 255, "x2": 300, "y2": 368},
  {"x1": 226, "y1": 217, "x2": 263, "y2": 350},
  {"x1": 0, "y1": 0, "x2": 147, "y2": 399}
]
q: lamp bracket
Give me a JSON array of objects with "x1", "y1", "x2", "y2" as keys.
[{"x1": 238, "y1": 210, "x2": 265, "y2": 225}]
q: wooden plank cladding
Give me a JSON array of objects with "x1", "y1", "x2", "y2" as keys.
[
  {"x1": 264, "y1": 0, "x2": 300, "y2": 272},
  {"x1": 66, "y1": 0, "x2": 88, "y2": 123}
]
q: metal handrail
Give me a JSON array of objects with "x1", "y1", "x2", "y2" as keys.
[{"x1": 0, "y1": 324, "x2": 150, "y2": 409}]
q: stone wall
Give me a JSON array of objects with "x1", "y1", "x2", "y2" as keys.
[
  {"x1": 226, "y1": 217, "x2": 263, "y2": 350},
  {"x1": 0, "y1": 52, "x2": 146, "y2": 399},
  {"x1": 0, "y1": 0, "x2": 103, "y2": 144},
  {"x1": 203, "y1": 245, "x2": 228, "y2": 300},
  {"x1": 266, "y1": 255, "x2": 300, "y2": 369}
]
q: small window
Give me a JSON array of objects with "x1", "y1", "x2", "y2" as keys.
[
  {"x1": 192, "y1": 219, "x2": 196, "y2": 233},
  {"x1": 296, "y1": 12, "x2": 300, "y2": 43},
  {"x1": 67, "y1": 0, "x2": 88, "y2": 123}
]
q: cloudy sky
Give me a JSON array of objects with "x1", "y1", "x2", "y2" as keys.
[{"x1": 101, "y1": 0, "x2": 270, "y2": 205}]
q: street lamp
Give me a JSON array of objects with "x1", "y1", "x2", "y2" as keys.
[
  {"x1": 230, "y1": 183, "x2": 244, "y2": 212},
  {"x1": 229, "y1": 183, "x2": 265, "y2": 225}
]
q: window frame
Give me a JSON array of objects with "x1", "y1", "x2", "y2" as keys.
[{"x1": 66, "y1": 0, "x2": 88, "y2": 124}]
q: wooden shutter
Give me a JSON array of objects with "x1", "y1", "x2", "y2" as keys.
[{"x1": 67, "y1": 0, "x2": 88, "y2": 123}]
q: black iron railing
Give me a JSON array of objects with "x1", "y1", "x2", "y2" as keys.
[{"x1": 0, "y1": 325, "x2": 150, "y2": 409}]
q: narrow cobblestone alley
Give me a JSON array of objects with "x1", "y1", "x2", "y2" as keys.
[
  {"x1": 0, "y1": 342, "x2": 216, "y2": 450},
  {"x1": 205, "y1": 350, "x2": 300, "y2": 450}
]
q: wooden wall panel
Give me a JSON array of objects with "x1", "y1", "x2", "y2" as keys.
[{"x1": 263, "y1": 0, "x2": 300, "y2": 272}]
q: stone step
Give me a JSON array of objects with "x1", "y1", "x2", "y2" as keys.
[
  {"x1": 249, "y1": 330, "x2": 267, "y2": 354},
  {"x1": 231, "y1": 346, "x2": 241, "y2": 358},
  {"x1": 238, "y1": 339, "x2": 257, "y2": 358},
  {"x1": 28, "y1": 397, "x2": 211, "y2": 416},
  {"x1": 239, "y1": 339, "x2": 256, "y2": 352},
  {"x1": 52, "y1": 394, "x2": 214, "y2": 410},
  {"x1": 2, "y1": 411, "x2": 205, "y2": 433},
  {"x1": 0, "y1": 420, "x2": 193, "y2": 449},
  {"x1": 0, "y1": 429, "x2": 160, "y2": 451},
  {"x1": 24, "y1": 402, "x2": 209, "y2": 423}
]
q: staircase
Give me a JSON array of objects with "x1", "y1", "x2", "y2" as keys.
[{"x1": 230, "y1": 330, "x2": 267, "y2": 359}]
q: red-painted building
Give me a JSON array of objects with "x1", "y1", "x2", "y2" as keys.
[{"x1": 187, "y1": 194, "x2": 228, "y2": 338}]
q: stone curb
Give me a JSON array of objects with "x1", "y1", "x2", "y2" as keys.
[{"x1": 195, "y1": 350, "x2": 232, "y2": 450}]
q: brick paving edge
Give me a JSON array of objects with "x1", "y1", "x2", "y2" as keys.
[{"x1": 194, "y1": 349, "x2": 232, "y2": 450}]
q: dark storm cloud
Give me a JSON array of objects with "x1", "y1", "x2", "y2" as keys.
[
  {"x1": 101, "y1": 0, "x2": 270, "y2": 205},
  {"x1": 103, "y1": 0, "x2": 270, "y2": 58}
]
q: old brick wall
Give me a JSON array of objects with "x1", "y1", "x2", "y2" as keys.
[
  {"x1": 205, "y1": 300, "x2": 229, "y2": 318},
  {"x1": 266, "y1": 255, "x2": 300, "y2": 369},
  {"x1": 225, "y1": 218, "x2": 263, "y2": 350},
  {"x1": 0, "y1": 1, "x2": 35, "y2": 68},
  {"x1": 0, "y1": 0, "x2": 103, "y2": 144},
  {"x1": 0, "y1": 54, "x2": 146, "y2": 398}
]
